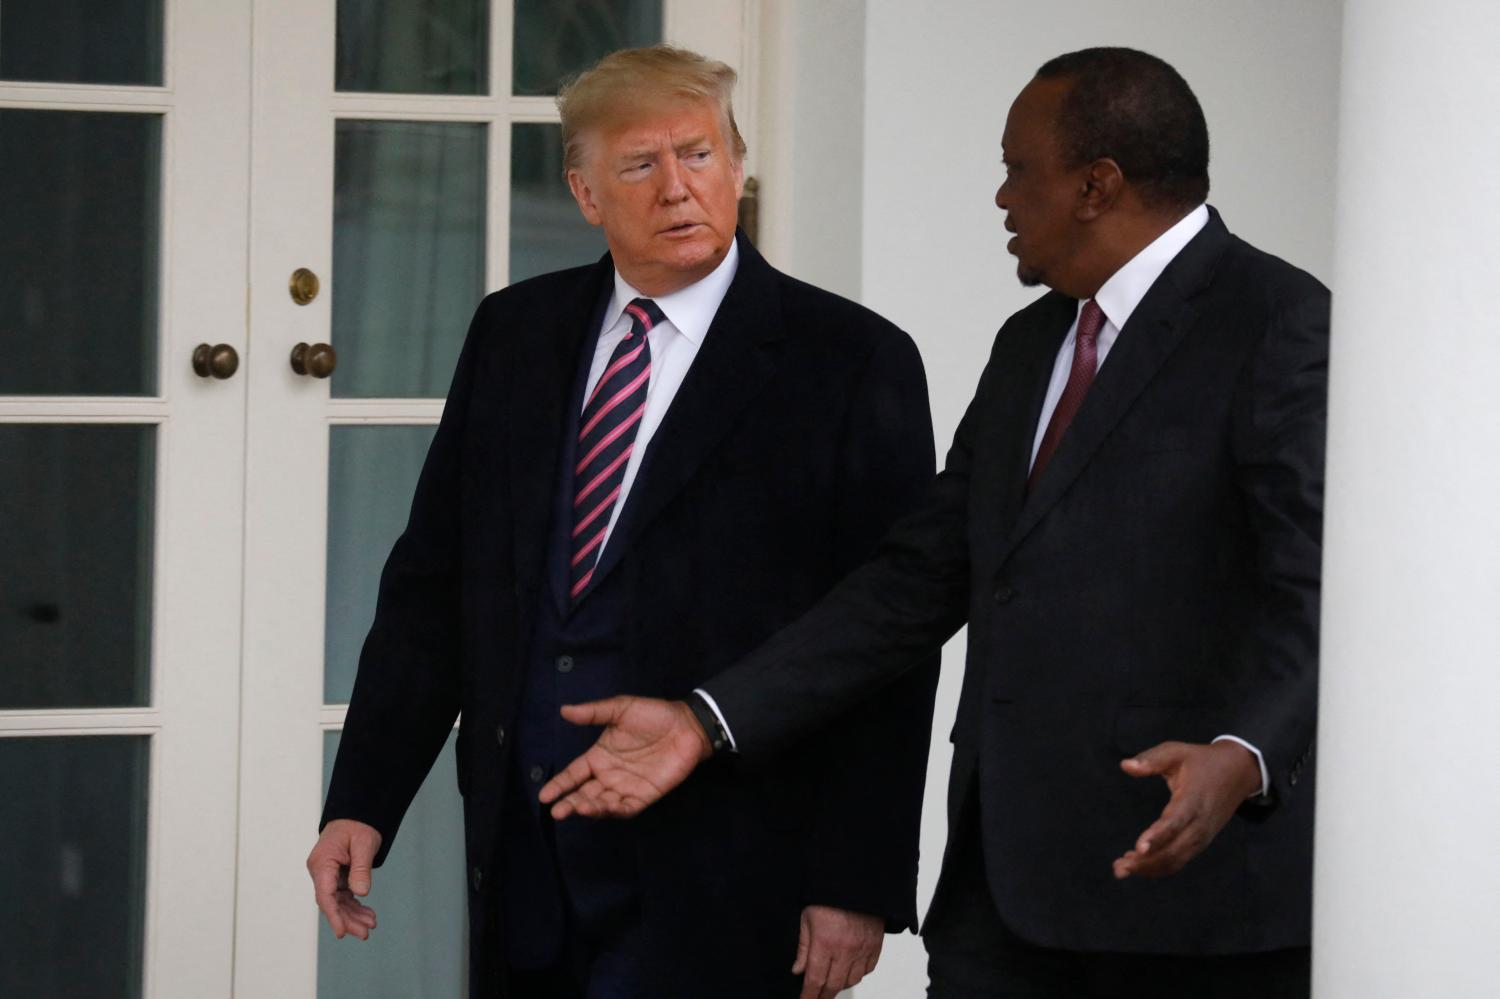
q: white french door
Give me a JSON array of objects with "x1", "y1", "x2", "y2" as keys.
[
  {"x1": 3, "y1": 2, "x2": 750, "y2": 997},
  {"x1": 0, "y1": 2, "x2": 252, "y2": 996}
]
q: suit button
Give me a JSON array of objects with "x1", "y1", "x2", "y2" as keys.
[
  {"x1": 470, "y1": 866, "x2": 483, "y2": 893},
  {"x1": 495, "y1": 724, "x2": 505, "y2": 747},
  {"x1": 993, "y1": 585, "x2": 1015, "y2": 604},
  {"x1": 529, "y1": 765, "x2": 546, "y2": 784},
  {"x1": 556, "y1": 655, "x2": 574, "y2": 674}
]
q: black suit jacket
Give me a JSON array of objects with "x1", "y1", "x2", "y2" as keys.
[
  {"x1": 705, "y1": 209, "x2": 1328, "y2": 955},
  {"x1": 321, "y1": 234, "x2": 941, "y2": 995}
]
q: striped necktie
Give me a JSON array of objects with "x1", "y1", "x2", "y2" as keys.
[{"x1": 569, "y1": 297, "x2": 662, "y2": 601}]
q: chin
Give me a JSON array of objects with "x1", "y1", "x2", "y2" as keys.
[{"x1": 1017, "y1": 264, "x2": 1045, "y2": 288}]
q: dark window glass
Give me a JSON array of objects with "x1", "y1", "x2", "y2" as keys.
[
  {"x1": 0, "y1": 736, "x2": 149, "y2": 999},
  {"x1": 0, "y1": 425, "x2": 154, "y2": 708},
  {"x1": 0, "y1": 110, "x2": 161, "y2": 396},
  {"x1": 336, "y1": 0, "x2": 489, "y2": 94},
  {"x1": 0, "y1": 0, "x2": 164, "y2": 86},
  {"x1": 513, "y1": 0, "x2": 661, "y2": 96},
  {"x1": 510, "y1": 123, "x2": 605, "y2": 283}
]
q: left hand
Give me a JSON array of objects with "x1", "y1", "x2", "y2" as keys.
[
  {"x1": 791, "y1": 905, "x2": 884, "y2": 999},
  {"x1": 1113, "y1": 740, "x2": 1263, "y2": 880}
]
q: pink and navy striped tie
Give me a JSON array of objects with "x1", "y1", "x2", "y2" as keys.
[{"x1": 569, "y1": 297, "x2": 662, "y2": 601}]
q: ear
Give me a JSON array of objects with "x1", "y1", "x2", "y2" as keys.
[
  {"x1": 732, "y1": 154, "x2": 745, "y2": 200},
  {"x1": 1076, "y1": 158, "x2": 1124, "y2": 221},
  {"x1": 567, "y1": 168, "x2": 604, "y2": 227}
]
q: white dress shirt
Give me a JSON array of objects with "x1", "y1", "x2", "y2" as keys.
[
  {"x1": 587, "y1": 242, "x2": 743, "y2": 742},
  {"x1": 583, "y1": 239, "x2": 739, "y2": 559},
  {"x1": 1025, "y1": 203, "x2": 1269, "y2": 797}
]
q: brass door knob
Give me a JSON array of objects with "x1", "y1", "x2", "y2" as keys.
[
  {"x1": 289, "y1": 268, "x2": 320, "y2": 305},
  {"x1": 290, "y1": 342, "x2": 337, "y2": 378},
  {"x1": 192, "y1": 343, "x2": 240, "y2": 379}
]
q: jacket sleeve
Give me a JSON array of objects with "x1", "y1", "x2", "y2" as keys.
[
  {"x1": 702, "y1": 327, "x2": 1009, "y2": 759},
  {"x1": 319, "y1": 295, "x2": 492, "y2": 866},
  {"x1": 797, "y1": 328, "x2": 941, "y2": 932},
  {"x1": 1226, "y1": 285, "x2": 1330, "y2": 803}
]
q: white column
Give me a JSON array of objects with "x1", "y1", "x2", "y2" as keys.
[{"x1": 1315, "y1": 2, "x2": 1500, "y2": 996}]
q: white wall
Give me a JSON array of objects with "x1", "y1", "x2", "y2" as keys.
[
  {"x1": 763, "y1": 2, "x2": 1344, "y2": 995},
  {"x1": 755, "y1": 0, "x2": 869, "y2": 299},
  {"x1": 1314, "y1": 2, "x2": 1500, "y2": 996}
]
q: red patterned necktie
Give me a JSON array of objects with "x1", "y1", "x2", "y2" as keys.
[
  {"x1": 569, "y1": 297, "x2": 662, "y2": 601},
  {"x1": 1028, "y1": 299, "x2": 1105, "y2": 492}
]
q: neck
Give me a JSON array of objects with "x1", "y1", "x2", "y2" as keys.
[
  {"x1": 615, "y1": 254, "x2": 725, "y2": 299},
  {"x1": 1066, "y1": 205, "x2": 1193, "y2": 299}
]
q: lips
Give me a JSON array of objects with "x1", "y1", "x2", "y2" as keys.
[{"x1": 661, "y1": 221, "x2": 701, "y2": 235}]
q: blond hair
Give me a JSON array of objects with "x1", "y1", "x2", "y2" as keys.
[{"x1": 557, "y1": 44, "x2": 747, "y2": 173}]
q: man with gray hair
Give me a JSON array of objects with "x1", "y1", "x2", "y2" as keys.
[{"x1": 306, "y1": 45, "x2": 940, "y2": 998}]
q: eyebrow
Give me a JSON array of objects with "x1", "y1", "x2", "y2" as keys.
[{"x1": 614, "y1": 135, "x2": 713, "y2": 166}]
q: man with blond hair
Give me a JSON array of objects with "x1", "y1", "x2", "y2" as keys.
[{"x1": 306, "y1": 45, "x2": 939, "y2": 998}]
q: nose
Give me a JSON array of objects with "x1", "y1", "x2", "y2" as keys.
[
  {"x1": 994, "y1": 181, "x2": 1008, "y2": 211},
  {"x1": 657, "y1": 155, "x2": 690, "y2": 204}
]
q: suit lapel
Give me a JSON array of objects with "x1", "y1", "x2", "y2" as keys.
[
  {"x1": 585, "y1": 234, "x2": 787, "y2": 589},
  {"x1": 507, "y1": 259, "x2": 613, "y2": 599},
  {"x1": 981, "y1": 293, "x2": 1075, "y2": 542},
  {"x1": 1000, "y1": 212, "x2": 1232, "y2": 560}
]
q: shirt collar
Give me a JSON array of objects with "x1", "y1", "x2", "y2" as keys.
[
  {"x1": 604, "y1": 239, "x2": 740, "y2": 346},
  {"x1": 1091, "y1": 203, "x2": 1209, "y2": 331}
]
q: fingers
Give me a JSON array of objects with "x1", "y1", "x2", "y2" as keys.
[
  {"x1": 335, "y1": 890, "x2": 378, "y2": 941},
  {"x1": 346, "y1": 847, "x2": 375, "y2": 897},
  {"x1": 791, "y1": 915, "x2": 810, "y2": 974},
  {"x1": 1119, "y1": 740, "x2": 1188, "y2": 778},
  {"x1": 822, "y1": 948, "x2": 857, "y2": 999},
  {"x1": 311, "y1": 860, "x2": 346, "y2": 937},
  {"x1": 798, "y1": 948, "x2": 832, "y2": 999},
  {"x1": 547, "y1": 775, "x2": 649, "y2": 821},
  {"x1": 307, "y1": 821, "x2": 383, "y2": 939},
  {"x1": 539, "y1": 750, "x2": 599, "y2": 805},
  {"x1": 1114, "y1": 799, "x2": 1204, "y2": 879},
  {"x1": 558, "y1": 696, "x2": 632, "y2": 728}
]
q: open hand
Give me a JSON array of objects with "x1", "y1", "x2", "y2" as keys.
[
  {"x1": 307, "y1": 818, "x2": 382, "y2": 940},
  {"x1": 538, "y1": 696, "x2": 713, "y2": 820},
  {"x1": 793, "y1": 905, "x2": 884, "y2": 999},
  {"x1": 1113, "y1": 740, "x2": 1262, "y2": 879}
]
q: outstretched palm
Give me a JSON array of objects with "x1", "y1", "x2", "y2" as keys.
[{"x1": 538, "y1": 695, "x2": 712, "y2": 819}]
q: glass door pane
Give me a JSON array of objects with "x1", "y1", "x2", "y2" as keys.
[
  {"x1": 0, "y1": 425, "x2": 155, "y2": 708},
  {"x1": 0, "y1": 0, "x2": 165, "y2": 86},
  {"x1": 337, "y1": 0, "x2": 489, "y2": 95},
  {"x1": 0, "y1": 736, "x2": 150, "y2": 999},
  {"x1": 331, "y1": 120, "x2": 487, "y2": 399},
  {"x1": 2, "y1": 1, "x2": 253, "y2": 995},
  {"x1": 0, "y1": 109, "x2": 161, "y2": 396},
  {"x1": 317, "y1": 731, "x2": 465, "y2": 999},
  {"x1": 512, "y1": 0, "x2": 661, "y2": 95}
]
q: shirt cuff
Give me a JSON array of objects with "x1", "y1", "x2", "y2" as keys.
[
  {"x1": 692, "y1": 688, "x2": 738, "y2": 752},
  {"x1": 1212, "y1": 734, "x2": 1270, "y2": 798}
]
